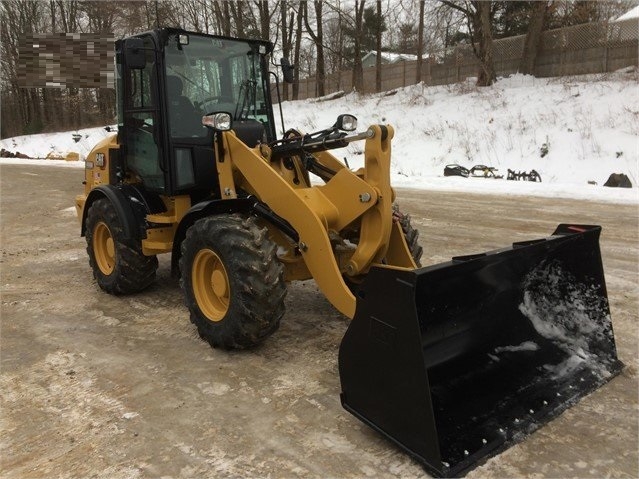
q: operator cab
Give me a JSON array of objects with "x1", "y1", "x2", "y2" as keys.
[{"x1": 115, "y1": 29, "x2": 276, "y2": 198}]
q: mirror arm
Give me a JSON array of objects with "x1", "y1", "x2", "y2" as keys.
[
  {"x1": 216, "y1": 131, "x2": 225, "y2": 163},
  {"x1": 269, "y1": 71, "x2": 286, "y2": 137}
]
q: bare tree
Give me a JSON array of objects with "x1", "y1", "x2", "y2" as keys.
[
  {"x1": 519, "y1": 1, "x2": 549, "y2": 75},
  {"x1": 211, "y1": 1, "x2": 231, "y2": 36},
  {"x1": 375, "y1": 0, "x2": 382, "y2": 92},
  {"x1": 229, "y1": 2, "x2": 245, "y2": 37},
  {"x1": 319, "y1": 1, "x2": 348, "y2": 84},
  {"x1": 429, "y1": 2, "x2": 466, "y2": 49},
  {"x1": 57, "y1": 0, "x2": 79, "y2": 32},
  {"x1": 1, "y1": 0, "x2": 47, "y2": 137},
  {"x1": 179, "y1": 0, "x2": 206, "y2": 32},
  {"x1": 292, "y1": 2, "x2": 303, "y2": 99},
  {"x1": 415, "y1": 0, "x2": 425, "y2": 83},
  {"x1": 475, "y1": 1, "x2": 495, "y2": 86},
  {"x1": 302, "y1": 1, "x2": 326, "y2": 96},
  {"x1": 279, "y1": 1, "x2": 296, "y2": 100},
  {"x1": 352, "y1": 0, "x2": 366, "y2": 91},
  {"x1": 118, "y1": 1, "x2": 176, "y2": 32},
  {"x1": 439, "y1": 0, "x2": 496, "y2": 86},
  {"x1": 255, "y1": 0, "x2": 279, "y2": 41},
  {"x1": 80, "y1": 1, "x2": 125, "y2": 123}
]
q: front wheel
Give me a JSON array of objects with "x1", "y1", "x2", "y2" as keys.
[
  {"x1": 179, "y1": 214, "x2": 286, "y2": 350},
  {"x1": 344, "y1": 204, "x2": 423, "y2": 291},
  {"x1": 85, "y1": 198, "x2": 158, "y2": 294},
  {"x1": 393, "y1": 204, "x2": 423, "y2": 267}
]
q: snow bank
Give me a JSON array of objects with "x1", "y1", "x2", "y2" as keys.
[
  {"x1": 616, "y1": 5, "x2": 639, "y2": 21},
  {"x1": 0, "y1": 125, "x2": 115, "y2": 161},
  {"x1": 1, "y1": 72, "x2": 637, "y2": 204},
  {"x1": 281, "y1": 73, "x2": 638, "y2": 198}
]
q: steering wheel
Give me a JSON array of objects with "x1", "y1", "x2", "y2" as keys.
[{"x1": 197, "y1": 96, "x2": 224, "y2": 112}]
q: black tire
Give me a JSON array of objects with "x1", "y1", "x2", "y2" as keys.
[
  {"x1": 345, "y1": 205, "x2": 423, "y2": 291},
  {"x1": 179, "y1": 214, "x2": 286, "y2": 350},
  {"x1": 393, "y1": 204, "x2": 423, "y2": 267},
  {"x1": 85, "y1": 198, "x2": 158, "y2": 294}
]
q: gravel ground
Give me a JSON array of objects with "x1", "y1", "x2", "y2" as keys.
[{"x1": 1, "y1": 164, "x2": 637, "y2": 478}]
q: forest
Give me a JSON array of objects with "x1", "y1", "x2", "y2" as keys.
[{"x1": 0, "y1": 0, "x2": 635, "y2": 139}]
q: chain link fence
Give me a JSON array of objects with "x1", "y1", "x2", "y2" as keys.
[{"x1": 292, "y1": 18, "x2": 638, "y2": 100}]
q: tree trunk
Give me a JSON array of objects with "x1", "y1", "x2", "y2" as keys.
[
  {"x1": 230, "y1": 3, "x2": 245, "y2": 37},
  {"x1": 352, "y1": 0, "x2": 366, "y2": 92},
  {"x1": 474, "y1": 1, "x2": 496, "y2": 87},
  {"x1": 50, "y1": 1, "x2": 56, "y2": 33},
  {"x1": 416, "y1": 0, "x2": 425, "y2": 83},
  {"x1": 519, "y1": 1, "x2": 548, "y2": 75},
  {"x1": 440, "y1": 0, "x2": 496, "y2": 86},
  {"x1": 256, "y1": 0, "x2": 271, "y2": 41},
  {"x1": 375, "y1": 0, "x2": 382, "y2": 92},
  {"x1": 314, "y1": 1, "x2": 325, "y2": 97},
  {"x1": 221, "y1": 1, "x2": 231, "y2": 36},
  {"x1": 302, "y1": 1, "x2": 325, "y2": 97},
  {"x1": 281, "y1": 1, "x2": 290, "y2": 100},
  {"x1": 292, "y1": 3, "x2": 303, "y2": 100}
]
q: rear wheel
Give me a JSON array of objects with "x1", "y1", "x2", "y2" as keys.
[
  {"x1": 393, "y1": 204, "x2": 423, "y2": 267},
  {"x1": 85, "y1": 198, "x2": 158, "y2": 294},
  {"x1": 179, "y1": 214, "x2": 286, "y2": 349}
]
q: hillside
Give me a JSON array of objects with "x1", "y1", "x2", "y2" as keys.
[{"x1": 2, "y1": 71, "x2": 637, "y2": 203}]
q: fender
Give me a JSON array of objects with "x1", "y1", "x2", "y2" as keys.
[
  {"x1": 81, "y1": 184, "x2": 164, "y2": 240},
  {"x1": 170, "y1": 196, "x2": 298, "y2": 276}
]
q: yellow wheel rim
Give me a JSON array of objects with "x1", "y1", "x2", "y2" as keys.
[
  {"x1": 93, "y1": 221, "x2": 115, "y2": 275},
  {"x1": 192, "y1": 248, "x2": 230, "y2": 322}
]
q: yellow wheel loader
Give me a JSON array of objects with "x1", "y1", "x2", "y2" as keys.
[{"x1": 76, "y1": 29, "x2": 622, "y2": 477}]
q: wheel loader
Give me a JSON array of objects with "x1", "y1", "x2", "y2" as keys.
[{"x1": 75, "y1": 28, "x2": 623, "y2": 477}]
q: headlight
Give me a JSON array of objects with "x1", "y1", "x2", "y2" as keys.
[
  {"x1": 334, "y1": 114, "x2": 357, "y2": 132},
  {"x1": 202, "y1": 112, "x2": 232, "y2": 131}
]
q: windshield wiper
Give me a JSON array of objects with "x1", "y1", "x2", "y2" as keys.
[
  {"x1": 234, "y1": 79, "x2": 257, "y2": 120},
  {"x1": 167, "y1": 65, "x2": 211, "y2": 97}
]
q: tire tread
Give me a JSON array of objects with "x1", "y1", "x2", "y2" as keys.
[{"x1": 85, "y1": 198, "x2": 157, "y2": 295}]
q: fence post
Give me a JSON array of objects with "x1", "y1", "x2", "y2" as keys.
[
  {"x1": 560, "y1": 30, "x2": 566, "y2": 76},
  {"x1": 403, "y1": 61, "x2": 406, "y2": 88},
  {"x1": 603, "y1": 23, "x2": 609, "y2": 73}
]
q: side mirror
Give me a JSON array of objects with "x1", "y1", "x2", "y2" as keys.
[
  {"x1": 124, "y1": 38, "x2": 146, "y2": 70},
  {"x1": 280, "y1": 58, "x2": 295, "y2": 84},
  {"x1": 333, "y1": 114, "x2": 358, "y2": 132},
  {"x1": 202, "y1": 112, "x2": 232, "y2": 131}
]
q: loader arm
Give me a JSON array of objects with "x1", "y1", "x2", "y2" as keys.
[{"x1": 220, "y1": 125, "x2": 398, "y2": 319}]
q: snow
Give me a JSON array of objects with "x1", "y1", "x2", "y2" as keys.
[
  {"x1": 0, "y1": 125, "x2": 115, "y2": 162},
  {"x1": 363, "y1": 50, "x2": 418, "y2": 63},
  {"x1": 616, "y1": 5, "x2": 639, "y2": 21},
  {"x1": 280, "y1": 72, "x2": 639, "y2": 204},
  {"x1": 518, "y1": 259, "x2": 616, "y2": 380},
  {"x1": 1, "y1": 72, "x2": 637, "y2": 205},
  {"x1": 488, "y1": 340, "x2": 540, "y2": 362},
  {"x1": 0, "y1": 157, "x2": 87, "y2": 168},
  {"x1": 494, "y1": 341, "x2": 540, "y2": 354}
]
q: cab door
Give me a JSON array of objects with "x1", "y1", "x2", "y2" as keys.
[{"x1": 121, "y1": 35, "x2": 166, "y2": 192}]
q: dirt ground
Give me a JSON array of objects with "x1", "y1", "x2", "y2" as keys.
[{"x1": 1, "y1": 163, "x2": 637, "y2": 478}]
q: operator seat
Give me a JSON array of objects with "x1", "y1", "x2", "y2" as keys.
[{"x1": 166, "y1": 75, "x2": 205, "y2": 137}]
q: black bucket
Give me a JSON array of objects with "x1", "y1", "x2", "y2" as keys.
[{"x1": 339, "y1": 224, "x2": 623, "y2": 477}]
